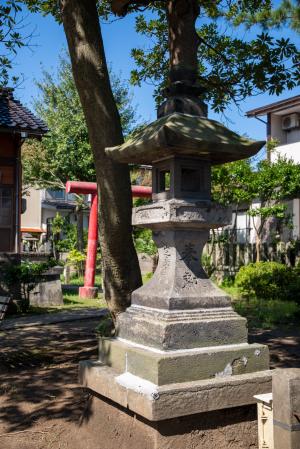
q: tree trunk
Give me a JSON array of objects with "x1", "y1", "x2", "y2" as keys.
[
  {"x1": 255, "y1": 237, "x2": 261, "y2": 263},
  {"x1": 167, "y1": 0, "x2": 199, "y2": 83},
  {"x1": 60, "y1": 0, "x2": 142, "y2": 319}
]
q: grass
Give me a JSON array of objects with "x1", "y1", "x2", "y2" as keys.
[
  {"x1": 62, "y1": 274, "x2": 102, "y2": 287},
  {"x1": 220, "y1": 283, "x2": 240, "y2": 300},
  {"x1": 28, "y1": 291, "x2": 106, "y2": 315},
  {"x1": 6, "y1": 291, "x2": 106, "y2": 318},
  {"x1": 63, "y1": 291, "x2": 106, "y2": 308},
  {"x1": 221, "y1": 281, "x2": 300, "y2": 329},
  {"x1": 233, "y1": 297, "x2": 299, "y2": 329},
  {"x1": 26, "y1": 271, "x2": 154, "y2": 316},
  {"x1": 6, "y1": 271, "x2": 154, "y2": 319}
]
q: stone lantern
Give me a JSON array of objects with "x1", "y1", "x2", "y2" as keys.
[
  {"x1": 99, "y1": 112, "x2": 269, "y2": 386},
  {"x1": 77, "y1": 4, "x2": 271, "y2": 447},
  {"x1": 78, "y1": 114, "x2": 272, "y2": 449}
]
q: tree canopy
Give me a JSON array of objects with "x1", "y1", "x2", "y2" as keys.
[
  {"x1": 212, "y1": 147, "x2": 300, "y2": 259},
  {"x1": 0, "y1": 1, "x2": 26, "y2": 86},
  {"x1": 22, "y1": 54, "x2": 139, "y2": 189},
  {"x1": 20, "y1": 1, "x2": 300, "y2": 113}
]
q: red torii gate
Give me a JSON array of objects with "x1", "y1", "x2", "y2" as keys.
[{"x1": 66, "y1": 181, "x2": 152, "y2": 298}]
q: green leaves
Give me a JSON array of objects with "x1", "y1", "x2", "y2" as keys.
[
  {"x1": 22, "y1": 54, "x2": 139, "y2": 188},
  {"x1": 0, "y1": 1, "x2": 25, "y2": 86},
  {"x1": 248, "y1": 204, "x2": 287, "y2": 220},
  {"x1": 212, "y1": 153, "x2": 300, "y2": 237},
  {"x1": 20, "y1": 0, "x2": 300, "y2": 111},
  {"x1": 129, "y1": 2, "x2": 299, "y2": 112},
  {"x1": 235, "y1": 261, "x2": 300, "y2": 303}
]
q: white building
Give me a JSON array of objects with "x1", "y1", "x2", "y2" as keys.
[
  {"x1": 244, "y1": 94, "x2": 300, "y2": 242},
  {"x1": 21, "y1": 188, "x2": 90, "y2": 251},
  {"x1": 247, "y1": 94, "x2": 300, "y2": 162}
]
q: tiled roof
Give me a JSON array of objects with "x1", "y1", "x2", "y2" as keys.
[
  {"x1": 0, "y1": 88, "x2": 48, "y2": 135},
  {"x1": 246, "y1": 95, "x2": 300, "y2": 117}
]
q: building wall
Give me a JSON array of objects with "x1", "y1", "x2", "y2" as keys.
[
  {"x1": 270, "y1": 113, "x2": 300, "y2": 163},
  {"x1": 41, "y1": 206, "x2": 89, "y2": 233},
  {"x1": 271, "y1": 142, "x2": 300, "y2": 163},
  {"x1": 21, "y1": 187, "x2": 42, "y2": 230},
  {"x1": 271, "y1": 115, "x2": 287, "y2": 145},
  {"x1": 287, "y1": 128, "x2": 300, "y2": 144},
  {"x1": 22, "y1": 188, "x2": 90, "y2": 234},
  {"x1": 0, "y1": 133, "x2": 19, "y2": 252}
]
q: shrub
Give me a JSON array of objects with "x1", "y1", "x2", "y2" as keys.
[
  {"x1": 235, "y1": 262, "x2": 300, "y2": 303},
  {"x1": 133, "y1": 228, "x2": 157, "y2": 256},
  {"x1": 201, "y1": 253, "x2": 216, "y2": 277},
  {"x1": 0, "y1": 259, "x2": 58, "y2": 313},
  {"x1": 66, "y1": 249, "x2": 86, "y2": 277}
]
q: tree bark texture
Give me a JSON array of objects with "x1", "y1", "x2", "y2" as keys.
[
  {"x1": 60, "y1": 0, "x2": 142, "y2": 318},
  {"x1": 167, "y1": 0, "x2": 200, "y2": 83}
]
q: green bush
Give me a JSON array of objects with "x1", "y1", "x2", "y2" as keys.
[
  {"x1": 235, "y1": 262, "x2": 300, "y2": 303},
  {"x1": 133, "y1": 228, "x2": 157, "y2": 256},
  {"x1": 0, "y1": 259, "x2": 59, "y2": 313}
]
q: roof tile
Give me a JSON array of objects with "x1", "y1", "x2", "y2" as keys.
[{"x1": 0, "y1": 88, "x2": 48, "y2": 135}]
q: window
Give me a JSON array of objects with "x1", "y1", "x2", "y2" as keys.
[
  {"x1": 0, "y1": 187, "x2": 13, "y2": 226},
  {"x1": 47, "y1": 190, "x2": 65, "y2": 200}
]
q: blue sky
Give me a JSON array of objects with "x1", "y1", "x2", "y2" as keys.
[{"x1": 11, "y1": 5, "x2": 300, "y2": 146}]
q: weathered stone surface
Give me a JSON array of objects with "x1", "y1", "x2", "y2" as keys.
[
  {"x1": 129, "y1": 228, "x2": 232, "y2": 311},
  {"x1": 105, "y1": 112, "x2": 265, "y2": 165},
  {"x1": 99, "y1": 337, "x2": 269, "y2": 385},
  {"x1": 79, "y1": 361, "x2": 272, "y2": 421},
  {"x1": 151, "y1": 157, "x2": 212, "y2": 202},
  {"x1": 79, "y1": 286, "x2": 98, "y2": 299},
  {"x1": 30, "y1": 267, "x2": 63, "y2": 307},
  {"x1": 132, "y1": 199, "x2": 231, "y2": 229},
  {"x1": 117, "y1": 306, "x2": 248, "y2": 349},
  {"x1": 273, "y1": 368, "x2": 300, "y2": 449},
  {"x1": 99, "y1": 107, "x2": 269, "y2": 449}
]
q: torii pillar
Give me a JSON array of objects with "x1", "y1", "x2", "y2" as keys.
[{"x1": 66, "y1": 181, "x2": 151, "y2": 298}]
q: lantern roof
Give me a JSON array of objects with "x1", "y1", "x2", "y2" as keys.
[{"x1": 106, "y1": 112, "x2": 264, "y2": 165}]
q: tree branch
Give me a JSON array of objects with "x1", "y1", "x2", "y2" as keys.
[{"x1": 110, "y1": 0, "x2": 159, "y2": 16}]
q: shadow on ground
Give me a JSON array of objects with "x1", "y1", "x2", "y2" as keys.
[
  {"x1": 249, "y1": 327, "x2": 300, "y2": 369},
  {"x1": 0, "y1": 319, "x2": 99, "y2": 440},
  {"x1": 0, "y1": 320, "x2": 300, "y2": 448}
]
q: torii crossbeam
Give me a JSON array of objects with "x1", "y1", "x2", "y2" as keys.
[{"x1": 66, "y1": 181, "x2": 152, "y2": 298}]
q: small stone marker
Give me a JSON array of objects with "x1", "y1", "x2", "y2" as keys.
[
  {"x1": 273, "y1": 369, "x2": 300, "y2": 449},
  {"x1": 254, "y1": 392, "x2": 274, "y2": 449},
  {"x1": 0, "y1": 296, "x2": 10, "y2": 320}
]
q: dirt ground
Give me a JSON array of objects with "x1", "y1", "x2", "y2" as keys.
[{"x1": 0, "y1": 319, "x2": 299, "y2": 449}]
